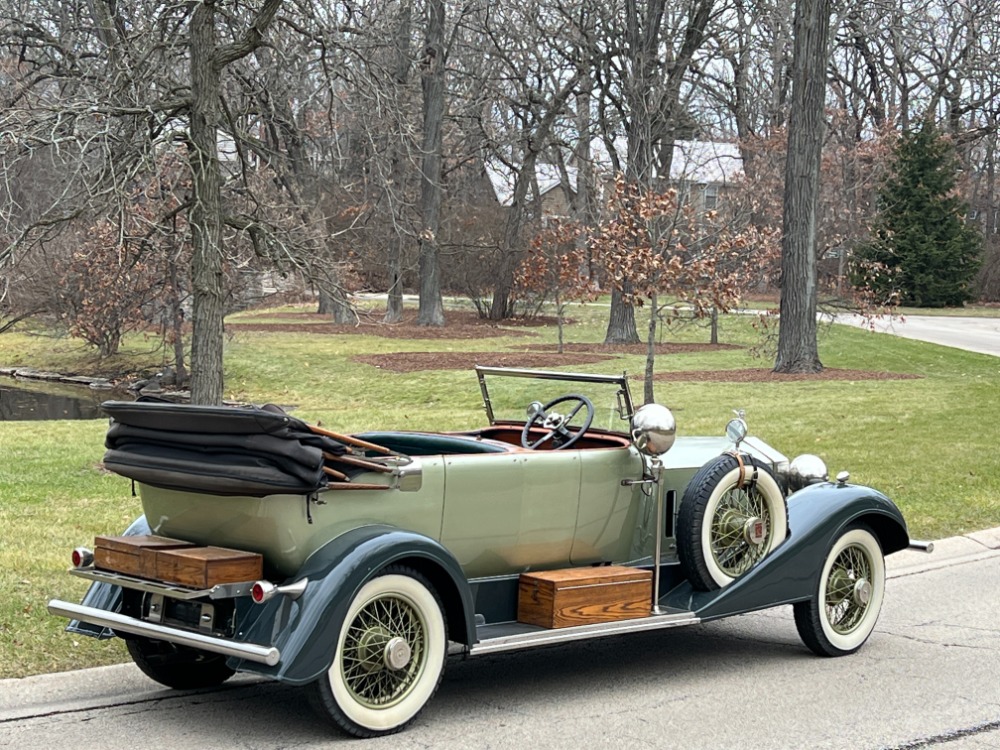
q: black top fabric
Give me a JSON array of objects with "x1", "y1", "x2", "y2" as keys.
[{"x1": 101, "y1": 401, "x2": 348, "y2": 497}]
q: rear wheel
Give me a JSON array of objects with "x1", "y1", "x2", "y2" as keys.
[
  {"x1": 310, "y1": 566, "x2": 447, "y2": 738},
  {"x1": 677, "y1": 454, "x2": 787, "y2": 590},
  {"x1": 125, "y1": 637, "x2": 235, "y2": 689},
  {"x1": 794, "y1": 526, "x2": 885, "y2": 657}
]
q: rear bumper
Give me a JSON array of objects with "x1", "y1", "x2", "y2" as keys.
[{"x1": 47, "y1": 599, "x2": 280, "y2": 667}]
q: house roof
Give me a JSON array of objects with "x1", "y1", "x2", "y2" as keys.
[
  {"x1": 486, "y1": 140, "x2": 743, "y2": 206},
  {"x1": 485, "y1": 162, "x2": 578, "y2": 207},
  {"x1": 591, "y1": 138, "x2": 744, "y2": 184}
]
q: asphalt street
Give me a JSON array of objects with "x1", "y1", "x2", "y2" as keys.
[
  {"x1": 2, "y1": 529, "x2": 998, "y2": 750},
  {"x1": 832, "y1": 314, "x2": 1000, "y2": 358}
]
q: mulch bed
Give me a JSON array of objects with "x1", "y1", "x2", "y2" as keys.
[
  {"x1": 351, "y1": 352, "x2": 616, "y2": 373},
  {"x1": 651, "y1": 368, "x2": 923, "y2": 383},
  {"x1": 227, "y1": 310, "x2": 547, "y2": 340},
  {"x1": 229, "y1": 311, "x2": 918, "y2": 381}
]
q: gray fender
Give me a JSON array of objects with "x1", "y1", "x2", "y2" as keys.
[
  {"x1": 233, "y1": 524, "x2": 475, "y2": 685},
  {"x1": 67, "y1": 515, "x2": 152, "y2": 639},
  {"x1": 666, "y1": 481, "x2": 909, "y2": 620}
]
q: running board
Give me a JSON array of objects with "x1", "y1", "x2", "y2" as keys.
[{"x1": 465, "y1": 609, "x2": 699, "y2": 657}]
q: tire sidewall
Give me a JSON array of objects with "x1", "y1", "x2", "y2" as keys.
[
  {"x1": 698, "y1": 460, "x2": 787, "y2": 588},
  {"x1": 326, "y1": 572, "x2": 446, "y2": 734},
  {"x1": 817, "y1": 527, "x2": 885, "y2": 653}
]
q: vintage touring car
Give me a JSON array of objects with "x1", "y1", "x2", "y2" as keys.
[{"x1": 49, "y1": 366, "x2": 926, "y2": 738}]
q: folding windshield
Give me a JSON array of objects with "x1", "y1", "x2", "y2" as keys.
[{"x1": 474, "y1": 367, "x2": 635, "y2": 433}]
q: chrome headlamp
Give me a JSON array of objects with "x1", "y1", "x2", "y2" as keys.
[
  {"x1": 787, "y1": 454, "x2": 829, "y2": 492},
  {"x1": 631, "y1": 403, "x2": 677, "y2": 455}
]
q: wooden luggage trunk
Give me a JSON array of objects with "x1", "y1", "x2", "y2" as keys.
[
  {"x1": 517, "y1": 566, "x2": 653, "y2": 629},
  {"x1": 153, "y1": 546, "x2": 263, "y2": 588},
  {"x1": 94, "y1": 535, "x2": 195, "y2": 579}
]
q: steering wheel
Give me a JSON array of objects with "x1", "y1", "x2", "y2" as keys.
[{"x1": 520, "y1": 394, "x2": 595, "y2": 450}]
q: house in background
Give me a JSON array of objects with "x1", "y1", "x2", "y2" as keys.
[
  {"x1": 486, "y1": 140, "x2": 744, "y2": 220},
  {"x1": 591, "y1": 139, "x2": 744, "y2": 214},
  {"x1": 485, "y1": 161, "x2": 579, "y2": 219}
]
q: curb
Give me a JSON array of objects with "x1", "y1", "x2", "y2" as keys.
[{"x1": 887, "y1": 526, "x2": 1000, "y2": 578}]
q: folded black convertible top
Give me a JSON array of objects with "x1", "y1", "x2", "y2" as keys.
[{"x1": 101, "y1": 400, "x2": 349, "y2": 497}]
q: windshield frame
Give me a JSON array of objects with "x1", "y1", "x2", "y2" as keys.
[{"x1": 474, "y1": 366, "x2": 635, "y2": 428}]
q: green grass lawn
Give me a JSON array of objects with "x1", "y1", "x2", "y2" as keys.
[{"x1": 1, "y1": 301, "x2": 999, "y2": 678}]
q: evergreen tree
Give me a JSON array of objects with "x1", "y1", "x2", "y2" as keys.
[{"x1": 854, "y1": 122, "x2": 982, "y2": 307}]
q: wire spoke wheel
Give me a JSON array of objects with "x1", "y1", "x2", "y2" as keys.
[
  {"x1": 794, "y1": 526, "x2": 885, "y2": 657},
  {"x1": 341, "y1": 594, "x2": 426, "y2": 708},
  {"x1": 709, "y1": 486, "x2": 773, "y2": 577},
  {"x1": 824, "y1": 543, "x2": 874, "y2": 635},
  {"x1": 311, "y1": 566, "x2": 447, "y2": 738},
  {"x1": 678, "y1": 454, "x2": 787, "y2": 590}
]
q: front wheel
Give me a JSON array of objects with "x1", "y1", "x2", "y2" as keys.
[
  {"x1": 125, "y1": 637, "x2": 235, "y2": 689},
  {"x1": 310, "y1": 566, "x2": 447, "y2": 738},
  {"x1": 794, "y1": 526, "x2": 886, "y2": 657},
  {"x1": 677, "y1": 454, "x2": 787, "y2": 590}
]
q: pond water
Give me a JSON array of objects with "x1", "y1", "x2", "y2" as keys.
[{"x1": 0, "y1": 380, "x2": 123, "y2": 421}]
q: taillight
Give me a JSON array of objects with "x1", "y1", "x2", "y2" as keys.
[
  {"x1": 71, "y1": 547, "x2": 94, "y2": 568},
  {"x1": 251, "y1": 581, "x2": 274, "y2": 604},
  {"x1": 249, "y1": 579, "x2": 308, "y2": 604}
]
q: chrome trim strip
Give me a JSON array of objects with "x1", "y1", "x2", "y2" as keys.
[
  {"x1": 69, "y1": 567, "x2": 255, "y2": 600},
  {"x1": 474, "y1": 366, "x2": 630, "y2": 386},
  {"x1": 47, "y1": 600, "x2": 280, "y2": 666},
  {"x1": 467, "y1": 611, "x2": 699, "y2": 656}
]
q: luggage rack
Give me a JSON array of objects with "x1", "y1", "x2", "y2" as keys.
[{"x1": 69, "y1": 566, "x2": 256, "y2": 601}]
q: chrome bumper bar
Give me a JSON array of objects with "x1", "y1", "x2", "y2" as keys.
[
  {"x1": 47, "y1": 599, "x2": 280, "y2": 666},
  {"x1": 908, "y1": 540, "x2": 935, "y2": 553}
]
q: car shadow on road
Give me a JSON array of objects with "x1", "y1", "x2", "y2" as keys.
[{"x1": 132, "y1": 614, "x2": 807, "y2": 745}]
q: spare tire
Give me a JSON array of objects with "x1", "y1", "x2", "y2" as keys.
[{"x1": 677, "y1": 454, "x2": 787, "y2": 590}]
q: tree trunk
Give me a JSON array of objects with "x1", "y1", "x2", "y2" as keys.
[
  {"x1": 488, "y1": 149, "x2": 542, "y2": 321},
  {"x1": 168, "y1": 254, "x2": 188, "y2": 386},
  {"x1": 318, "y1": 288, "x2": 354, "y2": 323},
  {"x1": 385, "y1": 232, "x2": 405, "y2": 323},
  {"x1": 643, "y1": 292, "x2": 657, "y2": 404},
  {"x1": 417, "y1": 0, "x2": 445, "y2": 327},
  {"x1": 188, "y1": 0, "x2": 225, "y2": 405},
  {"x1": 385, "y1": 1, "x2": 412, "y2": 324},
  {"x1": 774, "y1": 0, "x2": 829, "y2": 374},
  {"x1": 605, "y1": 286, "x2": 641, "y2": 344}
]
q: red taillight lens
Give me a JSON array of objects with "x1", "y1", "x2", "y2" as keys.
[
  {"x1": 71, "y1": 547, "x2": 93, "y2": 568},
  {"x1": 251, "y1": 582, "x2": 267, "y2": 604}
]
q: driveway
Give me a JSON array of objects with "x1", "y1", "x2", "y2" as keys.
[{"x1": 833, "y1": 313, "x2": 1000, "y2": 357}]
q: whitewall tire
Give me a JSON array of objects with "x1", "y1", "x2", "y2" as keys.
[
  {"x1": 310, "y1": 566, "x2": 447, "y2": 738},
  {"x1": 677, "y1": 454, "x2": 788, "y2": 590},
  {"x1": 794, "y1": 526, "x2": 886, "y2": 657}
]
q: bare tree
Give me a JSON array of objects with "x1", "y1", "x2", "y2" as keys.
[
  {"x1": 774, "y1": 0, "x2": 830, "y2": 373},
  {"x1": 594, "y1": 0, "x2": 716, "y2": 344}
]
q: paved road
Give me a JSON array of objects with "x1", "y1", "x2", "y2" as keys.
[
  {"x1": 833, "y1": 314, "x2": 1000, "y2": 358},
  {"x1": 3, "y1": 531, "x2": 998, "y2": 750}
]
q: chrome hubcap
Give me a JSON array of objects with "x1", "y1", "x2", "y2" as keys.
[
  {"x1": 743, "y1": 516, "x2": 766, "y2": 546},
  {"x1": 384, "y1": 636, "x2": 412, "y2": 671},
  {"x1": 853, "y1": 578, "x2": 872, "y2": 606}
]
